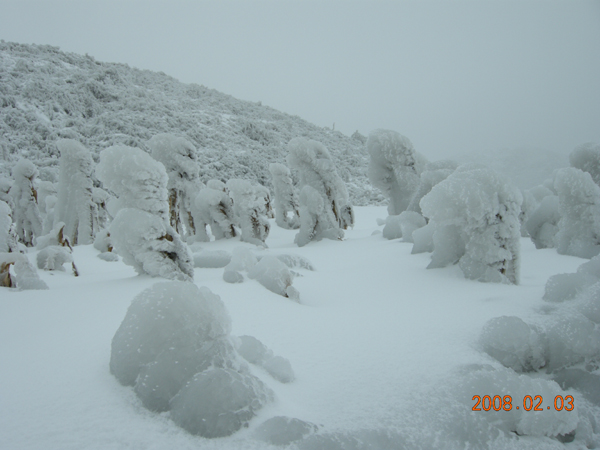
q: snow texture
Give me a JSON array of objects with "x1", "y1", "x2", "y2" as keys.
[
  {"x1": 193, "y1": 250, "x2": 231, "y2": 268},
  {"x1": 95, "y1": 145, "x2": 169, "y2": 220},
  {"x1": 0, "y1": 200, "x2": 18, "y2": 253},
  {"x1": 9, "y1": 159, "x2": 43, "y2": 246},
  {"x1": 421, "y1": 166, "x2": 522, "y2": 284},
  {"x1": 407, "y1": 159, "x2": 457, "y2": 215},
  {"x1": 554, "y1": 167, "x2": 600, "y2": 259},
  {"x1": 269, "y1": 162, "x2": 300, "y2": 229},
  {"x1": 287, "y1": 137, "x2": 354, "y2": 231},
  {"x1": 526, "y1": 195, "x2": 560, "y2": 249},
  {"x1": 254, "y1": 416, "x2": 318, "y2": 446},
  {"x1": 227, "y1": 179, "x2": 270, "y2": 247},
  {"x1": 367, "y1": 129, "x2": 427, "y2": 216},
  {"x1": 110, "y1": 208, "x2": 193, "y2": 282},
  {"x1": 110, "y1": 282, "x2": 272, "y2": 437},
  {"x1": 36, "y1": 245, "x2": 73, "y2": 271},
  {"x1": 248, "y1": 255, "x2": 299, "y2": 300},
  {"x1": 53, "y1": 139, "x2": 96, "y2": 245}
]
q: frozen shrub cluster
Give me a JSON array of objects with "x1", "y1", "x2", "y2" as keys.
[
  {"x1": 222, "y1": 247, "x2": 300, "y2": 300},
  {"x1": 406, "y1": 160, "x2": 457, "y2": 215},
  {"x1": 554, "y1": 167, "x2": 600, "y2": 258},
  {"x1": 287, "y1": 137, "x2": 354, "y2": 246},
  {"x1": 420, "y1": 166, "x2": 523, "y2": 284},
  {"x1": 0, "y1": 200, "x2": 18, "y2": 254},
  {"x1": 96, "y1": 145, "x2": 193, "y2": 281},
  {"x1": 269, "y1": 163, "x2": 299, "y2": 229},
  {"x1": 525, "y1": 194, "x2": 560, "y2": 249},
  {"x1": 9, "y1": 159, "x2": 43, "y2": 246},
  {"x1": 570, "y1": 142, "x2": 600, "y2": 186},
  {"x1": 237, "y1": 335, "x2": 295, "y2": 383},
  {"x1": 0, "y1": 252, "x2": 48, "y2": 290},
  {"x1": 34, "y1": 221, "x2": 79, "y2": 276},
  {"x1": 191, "y1": 183, "x2": 237, "y2": 242},
  {"x1": 367, "y1": 129, "x2": 426, "y2": 216},
  {"x1": 227, "y1": 179, "x2": 270, "y2": 247},
  {"x1": 147, "y1": 134, "x2": 203, "y2": 240},
  {"x1": 110, "y1": 282, "x2": 274, "y2": 438},
  {"x1": 53, "y1": 139, "x2": 97, "y2": 245}
]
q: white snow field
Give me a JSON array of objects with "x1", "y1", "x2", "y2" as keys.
[{"x1": 0, "y1": 206, "x2": 595, "y2": 450}]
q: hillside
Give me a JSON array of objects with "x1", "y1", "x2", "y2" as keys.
[{"x1": 0, "y1": 41, "x2": 379, "y2": 205}]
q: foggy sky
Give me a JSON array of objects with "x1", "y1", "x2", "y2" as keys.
[{"x1": 1, "y1": 0, "x2": 599, "y2": 160}]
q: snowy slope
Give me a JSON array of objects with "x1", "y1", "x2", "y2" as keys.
[
  {"x1": 1, "y1": 207, "x2": 596, "y2": 450},
  {"x1": 0, "y1": 41, "x2": 378, "y2": 205}
]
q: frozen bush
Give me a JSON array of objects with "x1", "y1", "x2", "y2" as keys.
[
  {"x1": 36, "y1": 245, "x2": 73, "y2": 271},
  {"x1": 518, "y1": 189, "x2": 537, "y2": 237},
  {"x1": 147, "y1": 134, "x2": 203, "y2": 239},
  {"x1": 237, "y1": 335, "x2": 295, "y2": 383},
  {"x1": 479, "y1": 316, "x2": 546, "y2": 372},
  {"x1": 53, "y1": 139, "x2": 97, "y2": 245},
  {"x1": 227, "y1": 179, "x2": 270, "y2": 247},
  {"x1": 397, "y1": 211, "x2": 427, "y2": 243},
  {"x1": 411, "y1": 222, "x2": 434, "y2": 254},
  {"x1": 275, "y1": 254, "x2": 315, "y2": 271},
  {"x1": 407, "y1": 160, "x2": 457, "y2": 215},
  {"x1": 577, "y1": 282, "x2": 600, "y2": 324},
  {"x1": 0, "y1": 252, "x2": 48, "y2": 290},
  {"x1": 269, "y1": 163, "x2": 299, "y2": 229},
  {"x1": 110, "y1": 282, "x2": 233, "y2": 387},
  {"x1": 381, "y1": 214, "x2": 402, "y2": 240},
  {"x1": 0, "y1": 177, "x2": 13, "y2": 210},
  {"x1": 287, "y1": 137, "x2": 354, "y2": 230},
  {"x1": 254, "y1": 416, "x2": 318, "y2": 446},
  {"x1": 553, "y1": 369, "x2": 600, "y2": 407},
  {"x1": 367, "y1": 129, "x2": 427, "y2": 215},
  {"x1": 248, "y1": 255, "x2": 299, "y2": 300},
  {"x1": 570, "y1": 142, "x2": 600, "y2": 186},
  {"x1": 545, "y1": 314, "x2": 600, "y2": 371},
  {"x1": 295, "y1": 185, "x2": 343, "y2": 247},
  {"x1": 554, "y1": 167, "x2": 600, "y2": 258},
  {"x1": 456, "y1": 365, "x2": 578, "y2": 438},
  {"x1": 0, "y1": 200, "x2": 18, "y2": 253},
  {"x1": 93, "y1": 229, "x2": 112, "y2": 253},
  {"x1": 35, "y1": 221, "x2": 79, "y2": 276},
  {"x1": 170, "y1": 367, "x2": 273, "y2": 438},
  {"x1": 95, "y1": 145, "x2": 169, "y2": 220},
  {"x1": 191, "y1": 186, "x2": 237, "y2": 241},
  {"x1": 526, "y1": 195, "x2": 560, "y2": 249},
  {"x1": 421, "y1": 167, "x2": 522, "y2": 284},
  {"x1": 110, "y1": 208, "x2": 193, "y2": 282},
  {"x1": 9, "y1": 159, "x2": 43, "y2": 246}
]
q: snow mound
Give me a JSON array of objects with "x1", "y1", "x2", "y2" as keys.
[
  {"x1": 237, "y1": 335, "x2": 295, "y2": 383},
  {"x1": 543, "y1": 272, "x2": 598, "y2": 303},
  {"x1": 193, "y1": 250, "x2": 232, "y2": 268},
  {"x1": 110, "y1": 282, "x2": 273, "y2": 437},
  {"x1": 254, "y1": 416, "x2": 318, "y2": 446},
  {"x1": 526, "y1": 195, "x2": 560, "y2": 249},
  {"x1": 1, "y1": 252, "x2": 48, "y2": 290},
  {"x1": 36, "y1": 245, "x2": 73, "y2": 271},
  {"x1": 479, "y1": 316, "x2": 546, "y2": 372},
  {"x1": 545, "y1": 314, "x2": 600, "y2": 371},
  {"x1": 248, "y1": 255, "x2": 299, "y2": 301}
]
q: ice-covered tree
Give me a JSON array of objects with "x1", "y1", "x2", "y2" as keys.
[
  {"x1": 526, "y1": 195, "x2": 560, "y2": 249},
  {"x1": 295, "y1": 185, "x2": 344, "y2": 247},
  {"x1": 147, "y1": 134, "x2": 203, "y2": 239},
  {"x1": 96, "y1": 145, "x2": 193, "y2": 281},
  {"x1": 268, "y1": 163, "x2": 299, "y2": 229},
  {"x1": 569, "y1": 142, "x2": 600, "y2": 186},
  {"x1": 406, "y1": 160, "x2": 457, "y2": 215},
  {"x1": 0, "y1": 177, "x2": 13, "y2": 210},
  {"x1": 554, "y1": 167, "x2": 600, "y2": 258},
  {"x1": 287, "y1": 137, "x2": 354, "y2": 232},
  {"x1": 53, "y1": 139, "x2": 97, "y2": 245},
  {"x1": 191, "y1": 186, "x2": 237, "y2": 242},
  {"x1": 421, "y1": 166, "x2": 523, "y2": 284},
  {"x1": 9, "y1": 159, "x2": 43, "y2": 246},
  {"x1": 226, "y1": 179, "x2": 270, "y2": 247},
  {"x1": 367, "y1": 129, "x2": 427, "y2": 216}
]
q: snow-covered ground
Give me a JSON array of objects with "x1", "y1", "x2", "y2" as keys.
[{"x1": 0, "y1": 206, "x2": 593, "y2": 450}]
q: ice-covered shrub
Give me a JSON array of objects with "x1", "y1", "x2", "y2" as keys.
[
  {"x1": 544, "y1": 271, "x2": 598, "y2": 303},
  {"x1": 275, "y1": 253, "x2": 315, "y2": 271},
  {"x1": 93, "y1": 229, "x2": 112, "y2": 253},
  {"x1": 479, "y1": 316, "x2": 546, "y2": 372},
  {"x1": 191, "y1": 186, "x2": 237, "y2": 241},
  {"x1": 294, "y1": 185, "x2": 344, "y2": 247},
  {"x1": 0, "y1": 177, "x2": 13, "y2": 210},
  {"x1": 367, "y1": 129, "x2": 426, "y2": 216},
  {"x1": 95, "y1": 145, "x2": 169, "y2": 220},
  {"x1": 421, "y1": 167, "x2": 522, "y2": 284},
  {"x1": 53, "y1": 139, "x2": 97, "y2": 245},
  {"x1": 110, "y1": 208, "x2": 193, "y2": 282},
  {"x1": 406, "y1": 160, "x2": 457, "y2": 215},
  {"x1": 9, "y1": 159, "x2": 43, "y2": 246},
  {"x1": 525, "y1": 195, "x2": 560, "y2": 249},
  {"x1": 227, "y1": 179, "x2": 270, "y2": 247},
  {"x1": 269, "y1": 162, "x2": 299, "y2": 229},
  {"x1": 248, "y1": 255, "x2": 299, "y2": 301},
  {"x1": 287, "y1": 137, "x2": 354, "y2": 231},
  {"x1": 110, "y1": 282, "x2": 273, "y2": 437},
  {"x1": 0, "y1": 200, "x2": 18, "y2": 254},
  {"x1": 545, "y1": 314, "x2": 600, "y2": 371},
  {"x1": 254, "y1": 416, "x2": 318, "y2": 446},
  {"x1": 147, "y1": 134, "x2": 203, "y2": 239},
  {"x1": 518, "y1": 189, "x2": 537, "y2": 237},
  {"x1": 411, "y1": 222, "x2": 434, "y2": 254},
  {"x1": 222, "y1": 246, "x2": 258, "y2": 283},
  {"x1": 0, "y1": 252, "x2": 48, "y2": 290},
  {"x1": 570, "y1": 142, "x2": 600, "y2": 186},
  {"x1": 554, "y1": 167, "x2": 600, "y2": 258},
  {"x1": 237, "y1": 335, "x2": 295, "y2": 383},
  {"x1": 35, "y1": 221, "x2": 79, "y2": 276}
]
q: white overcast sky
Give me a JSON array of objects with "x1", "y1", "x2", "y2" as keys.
[{"x1": 1, "y1": 0, "x2": 599, "y2": 160}]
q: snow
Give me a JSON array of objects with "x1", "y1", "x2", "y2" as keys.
[{"x1": 0, "y1": 206, "x2": 598, "y2": 449}]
